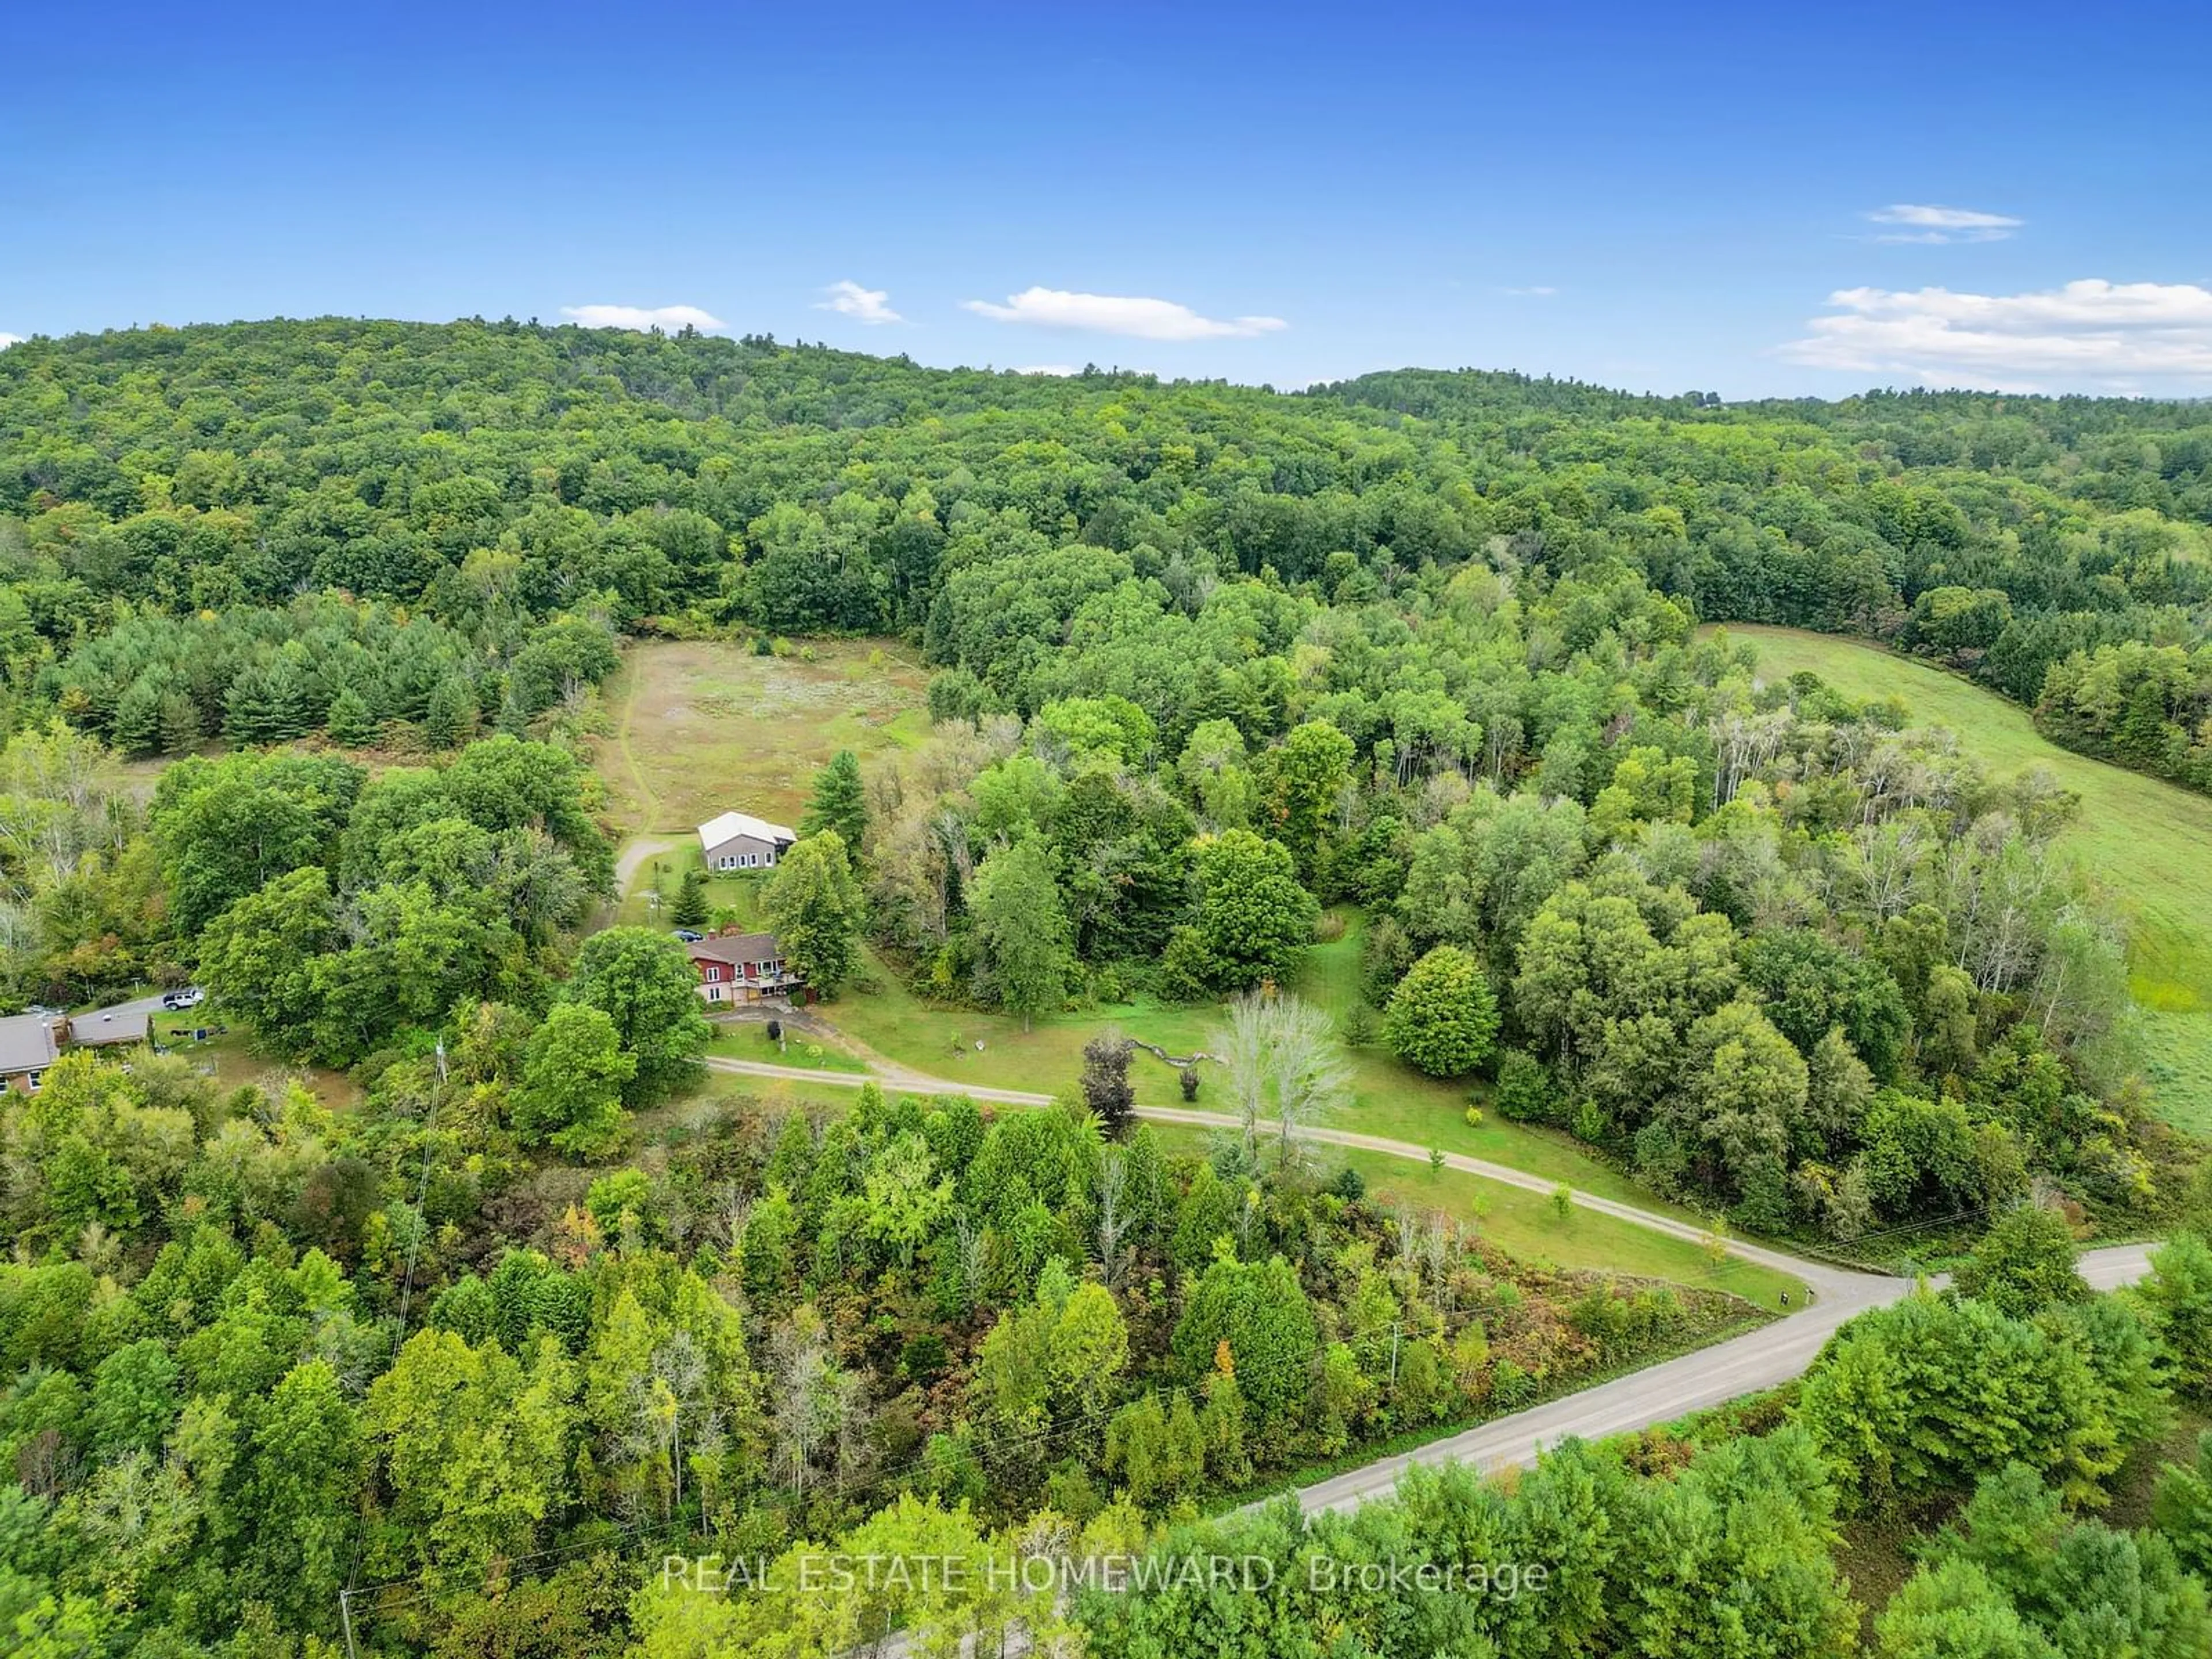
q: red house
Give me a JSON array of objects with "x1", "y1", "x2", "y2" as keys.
[{"x1": 687, "y1": 930, "x2": 803, "y2": 1005}]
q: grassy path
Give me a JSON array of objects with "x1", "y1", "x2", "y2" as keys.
[
  {"x1": 1717, "y1": 623, "x2": 2212, "y2": 1133},
  {"x1": 600, "y1": 650, "x2": 664, "y2": 831}
]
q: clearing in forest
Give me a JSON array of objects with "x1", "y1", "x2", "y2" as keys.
[
  {"x1": 595, "y1": 637, "x2": 932, "y2": 834},
  {"x1": 817, "y1": 915, "x2": 1715, "y2": 1220},
  {"x1": 1717, "y1": 624, "x2": 2212, "y2": 1134}
]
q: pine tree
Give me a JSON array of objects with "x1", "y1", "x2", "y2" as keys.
[
  {"x1": 424, "y1": 676, "x2": 477, "y2": 748},
  {"x1": 802, "y1": 748, "x2": 868, "y2": 851},
  {"x1": 264, "y1": 649, "x2": 316, "y2": 739},
  {"x1": 158, "y1": 690, "x2": 203, "y2": 755},
  {"x1": 671, "y1": 865, "x2": 709, "y2": 927},
  {"x1": 224, "y1": 665, "x2": 282, "y2": 745},
  {"x1": 326, "y1": 685, "x2": 377, "y2": 748},
  {"x1": 110, "y1": 675, "x2": 167, "y2": 758}
]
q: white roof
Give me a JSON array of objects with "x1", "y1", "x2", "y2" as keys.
[{"x1": 697, "y1": 810, "x2": 797, "y2": 849}]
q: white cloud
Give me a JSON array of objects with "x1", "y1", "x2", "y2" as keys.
[
  {"x1": 1499, "y1": 286, "x2": 1558, "y2": 297},
  {"x1": 1863, "y1": 203, "x2": 2021, "y2": 245},
  {"x1": 816, "y1": 280, "x2": 902, "y2": 325},
  {"x1": 963, "y1": 286, "x2": 1286, "y2": 340},
  {"x1": 1779, "y1": 278, "x2": 2212, "y2": 390},
  {"x1": 0, "y1": 334, "x2": 20, "y2": 349},
  {"x1": 560, "y1": 304, "x2": 727, "y2": 332}
]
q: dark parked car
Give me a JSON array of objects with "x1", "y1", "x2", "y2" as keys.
[{"x1": 672, "y1": 928, "x2": 704, "y2": 942}]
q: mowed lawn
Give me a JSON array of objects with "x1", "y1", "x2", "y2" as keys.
[
  {"x1": 596, "y1": 637, "x2": 933, "y2": 835},
  {"x1": 1714, "y1": 624, "x2": 2212, "y2": 1133},
  {"x1": 823, "y1": 916, "x2": 1714, "y2": 1218}
]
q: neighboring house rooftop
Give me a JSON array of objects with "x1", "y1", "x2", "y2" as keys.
[
  {"x1": 71, "y1": 1006, "x2": 150, "y2": 1046},
  {"x1": 688, "y1": 931, "x2": 786, "y2": 966},
  {"x1": 697, "y1": 810, "x2": 797, "y2": 849},
  {"x1": 0, "y1": 1012, "x2": 61, "y2": 1076}
]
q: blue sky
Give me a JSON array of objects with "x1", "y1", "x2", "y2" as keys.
[{"x1": 3, "y1": 0, "x2": 2208, "y2": 396}]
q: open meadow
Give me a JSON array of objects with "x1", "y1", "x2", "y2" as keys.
[
  {"x1": 595, "y1": 636, "x2": 933, "y2": 835},
  {"x1": 1715, "y1": 624, "x2": 2212, "y2": 1132}
]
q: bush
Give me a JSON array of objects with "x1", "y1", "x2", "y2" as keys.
[
  {"x1": 1381, "y1": 945, "x2": 1501, "y2": 1078},
  {"x1": 1491, "y1": 1358, "x2": 1533, "y2": 1408},
  {"x1": 901, "y1": 1332, "x2": 948, "y2": 1382},
  {"x1": 1493, "y1": 1049, "x2": 1556, "y2": 1123},
  {"x1": 1179, "y1": 1065, "x2": 1200, "y2": 1103}
]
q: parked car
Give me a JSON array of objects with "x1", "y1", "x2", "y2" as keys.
[
  {"x1": 672, "y1": 928, "x2": 704, "y2": 942},
  {"x1": 161, "y1": 987, "x2": 205, "y2": 1011}
]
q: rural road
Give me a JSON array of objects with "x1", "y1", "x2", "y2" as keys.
[
  {"x1": 1281, "y1": 1241, "x2": 2154, "y2": 1513},
  {"x1": 612, "y1": 833, "x2": 685, "y2": 896},
  {"x1": 704, "y1": 1055, "x2": 2163, "y2": 1512},
  {"x1": 706, "y1": 1050, "x2": 2161, "y2": 1659}
]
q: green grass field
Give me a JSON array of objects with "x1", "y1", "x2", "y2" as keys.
[
  {"x1": 596, "y1": 637, "x2": 933, "y2": 835},
  {"x1": 823, "y1": 917, "x2": 1724, "y2": 1218},
  {"x1": 1714, "y1": 624, "x2": 2212, "y2": 1132}
]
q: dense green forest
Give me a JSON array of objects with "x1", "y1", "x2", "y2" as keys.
[
  {"x1": 4, "y1": 317, "x2": 2212, "y2": 1656},
  {"x1": 6, "y1": 319, "x2": 2206, "y2": 788}
]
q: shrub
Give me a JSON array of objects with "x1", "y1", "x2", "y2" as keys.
[
  {"x1": 1381, "y1": 945, "x2": 1500, "y2": 1078},
  {"x1": 1493, "y1": 1049, "x2": 1556, "y2": 1123}
]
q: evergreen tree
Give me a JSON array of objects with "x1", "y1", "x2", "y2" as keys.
[
  {"x1": 670, "y1": 865, "x2": 709, "y2": 927},
  {"x1": 158, "y1": 688, "x2": 203, "y2": 754},
  {"x1": 326, "y1": 685, "x2": 378, "y2": 747},
  {"x1": 110, "y1": 675, "x2": 168, "y2": 758},
  {"x1": 424, "y1": 675, "x2": 477, "y2": 748},
  {"x1": 263, "y1": 649, "x2": 316, "y2": 738},
  {"x1": 802, "y1": 748, "x2": 868, "y2": 851},
  {"x1": 223, "y1": 665, "x2": 283, "y2": 745}
]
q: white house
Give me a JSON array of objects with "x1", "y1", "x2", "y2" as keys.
[{"x1": 698, "y1": 810, "x2": 797, "y2": 872}]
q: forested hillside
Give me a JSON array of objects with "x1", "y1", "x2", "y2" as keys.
[
  {"x1": 4, "y1": 320, "x2": 2209, "y2": 789},
  {"x1": 4, "y1": 318, "x2": 2212, "y2": 1657}
]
